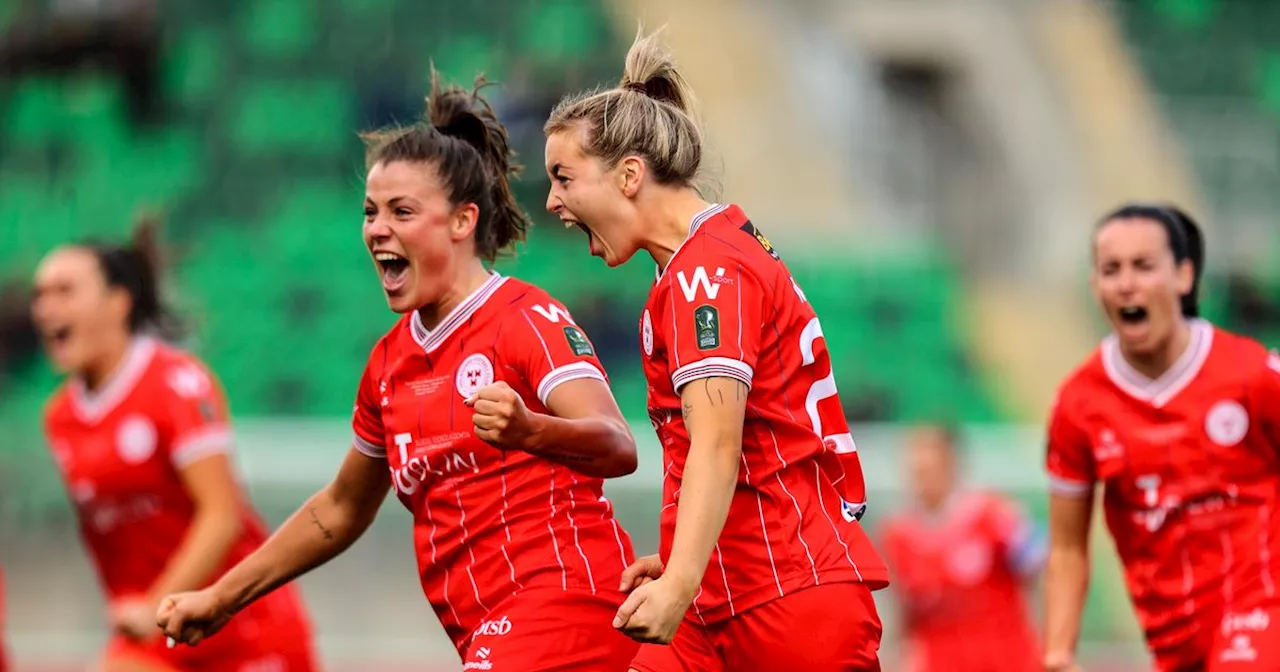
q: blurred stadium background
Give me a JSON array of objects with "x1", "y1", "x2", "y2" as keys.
[{"x1": 2, "y1": 0, "x2": 1279, "y2": 669}]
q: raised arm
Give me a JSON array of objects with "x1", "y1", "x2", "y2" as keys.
[{"x1": 158, "y1": 447, "x2": 390, "y2": 646}]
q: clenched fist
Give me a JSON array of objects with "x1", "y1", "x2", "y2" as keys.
[
  {"x1": 156, "y1": 589, "x2": 233, "y2": 647},
  {"x1": 465, "y1": 381, "x2": 536, "y2": 451}
]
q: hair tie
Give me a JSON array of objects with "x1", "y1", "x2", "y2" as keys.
[{"x1": 624, "y1": 81, "x2": 647, "y2": 94}]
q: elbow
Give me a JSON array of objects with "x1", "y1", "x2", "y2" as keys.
[{"x1": 602, "y1": 421, "x2": 638, "y2": 478}]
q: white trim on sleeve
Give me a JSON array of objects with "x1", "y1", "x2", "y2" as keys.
[
  {"x1": 671, "y1": 357, "x2": 754, "y2": 392},
  {"x1": 171, "y1": 426, "x2": 233, "y2": 469},
  {"x1": 1048, "y1": 474, "x2": 1094, "y2": 497},
  {"x1": 536, "y1": 361, "x2": 607, "y2": 407},
  {"x1": 353, "y1": 435, "x2": 387, "y2": 459}
]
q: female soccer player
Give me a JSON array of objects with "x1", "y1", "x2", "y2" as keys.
[
  {"x1": 1043, "y1": 204, "x2": 1280, "y2": 672},
  {"x1": 31, "y1": 217, "x2": 317, "y2": 672},
  {"x1": 158, "y1": 76, "x2": 642, "y2": 672},
  {"x1": 880, "y1": 425, "x2": 1044, "y2": 672},
  {"x1": 542, "y1": 30, "x2": 889, "y2": 672}
]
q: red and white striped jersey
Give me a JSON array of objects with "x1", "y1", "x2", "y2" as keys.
[
  {"x1": 640, "y1": 203, "x2": 888, "y2": 625},
  {"x1": 351, "y1": 273, "x2": 635, "y2": 651},
  {"x1": 1047, "y1": 321, "x2": 1280, "y2": 668}
]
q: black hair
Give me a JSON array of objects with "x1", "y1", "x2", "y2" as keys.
[
  {"x1": 82, "y1": 212, "x2": 184, "y2": 340},
  {"x1": 1097, "y1": 203, "x2": 1205, "y2": 318},
  {"x1": 360, "y1": 71, "x2": 531, "y2": 264}
]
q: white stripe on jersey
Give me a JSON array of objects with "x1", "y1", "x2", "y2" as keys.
[
  {"x1": 453, "y1": 488, "x2": 489, "y2": 612},
  {"x1": 812, "y1": 461, "x2": 863, "y2": 580},
  {"x1": 566, "y1": 473, "x2": 597, "y2": 594},
  {"x1": 667, "y1": 273, "x2": 681, "y2": 369},
  {"x1": 547, "y1": 467, "x2": 569, "y2": 590},
  {"x1": 774, "y1": 472, "x2": 820, "y2": 584},
  {"x1": 498, "y1": 463, "x2": 523, "y2": 589},
  {"x1": 1048, "y1": 475, "x2": 1093, "y2": 497},
  {"x1": 671, "y1": 357, "x2": 754, "y2": 392},
  {"x1": 603, "y1": 496, "x2": 630, "y2": 573},
  {"x1": 714, "y1": 543, "x2": 735, "y2": 616},
  {"x1": 740, "y1": 448, "x2": 785, "y2": 597},
  {"x1": 171, "y1": 426, "x2": 233, "y2": 469},
  {"x1": 536, "y1": 362, "x2": 606, "y2": 406},
  {"x1": 352, "y1": 436, "x2": 386, "y2": 459},
  {"x1": 422, "y1": 494, "x2": 462, "y2": 627}
]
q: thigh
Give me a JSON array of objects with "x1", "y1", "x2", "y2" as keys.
[
  {"x1": 1207, "y1": 605, "x2": 1280, "y2": 671},
  {"x1": 628, "y1": 622, "x2": 720, "y2": 672},
  {"x1": 461, "y1": 588, "x2": 640, "y2": 672},
  {"x1": 724, "y1": 582, "x2": 883, "y2": 672}
]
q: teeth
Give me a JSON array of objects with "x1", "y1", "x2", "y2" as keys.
[{"x1": 374, "y1": 253, "x2": 404, "y2": 262}]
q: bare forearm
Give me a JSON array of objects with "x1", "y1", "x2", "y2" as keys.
[
  {"x1": 147, "y1": 510, "x2": 241, "y2": 601},
  {"x1": 1044, "y1": 547, "x2": 1090, "y2": 656},
  {"x1": 212, "y1": 485, "x2": 378, "y2": 613},
  {"x1": 524, "y1": 413, "x2": 636, "y2": 477},
  {"x1": 664, "y1": 437, "x2": 740, "y2": 592}
]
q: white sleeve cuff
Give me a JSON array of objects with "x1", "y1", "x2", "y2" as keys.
[
  {"x1": 1048, "y1": 474, "x2": 1094, "y2": 497},
  {"x1": 353, "y1": 435, "x2": 386, "y2": 459},
  {"x1": 171, "y1": 426, "x2": 232, "y2": 469},
  {"x1": 537, "y1": 361, "x2": 607, "y2": 407},
  {"x1": 671, "y1": 357, "x2": 753, "y2": 392}
]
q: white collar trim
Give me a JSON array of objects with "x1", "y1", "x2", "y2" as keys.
[
  {"x1": 70, "y1": 336, "x2": 156, "y2": 424},
  {"x1": 1102, "y1": 318, "x2": 1213, "y2": 408},
  {"x1": 410, "y1": 273, "x2": 507, "y2": 353},
  {"x1": 656, "y1": 203, "x2": 728, "y2": 279}
]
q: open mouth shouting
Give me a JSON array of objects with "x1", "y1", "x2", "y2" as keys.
[{"x1": 373, "y1": 251, "x2": 410, "y2": 294}]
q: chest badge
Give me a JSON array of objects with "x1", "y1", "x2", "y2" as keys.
[
  {"x1": 1205, "y1": 400, "x2": 1249, "y2": 447},
  {"x1": 116, "y1": 415, "x2": 158, "y2": 464},
  {"x1": 456, "y1": 353, "x2": 494, "y2": 399}
]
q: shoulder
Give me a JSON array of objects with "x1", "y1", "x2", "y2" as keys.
[
  {"x1": 147, "y1": 342, "x2": 221, "y2": 398},
  {"x1": 672, "y1": 205, "x2": 777, "y2": 276},
  {"x1": 363, "y1": 315, "x2": 413, "y2": 371},
  {"x1": 1053, "y1": 347, "x2": 1108, "y2": 414},
  {"x1": 497, "y1": 278, "x2": 569, "y2": 315},
  {"x1": 1209, "y1": 324, "x2": 1271, "y2": 369},
  {"x1": 43, "y1": 383, "x2": 73, "y2": 426}
]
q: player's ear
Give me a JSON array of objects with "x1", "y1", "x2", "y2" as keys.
[
  {"x1": 1174, "y1": 258, "x2": 1194, "y2": 297},
  {"x1": 618, "y1": 155, "x2": 645, "y2": 199},
  {"x1": 451, "y1": 202, "x2": 480, "y2": 243}
]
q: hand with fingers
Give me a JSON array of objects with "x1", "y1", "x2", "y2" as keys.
[
  {"x1": 466, "y1": 381, "x2": 535, "y2": 451},
  {"x1": 156, "y1": 590, "x2": 233, "y2": 648},
  {"x1": 110, "y1": 597, "x2": 163, "y2": 641},
  {"x1": 613, "y1": 555, "x2": 694, "y2": 645}
]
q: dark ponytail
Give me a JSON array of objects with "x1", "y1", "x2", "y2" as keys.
[
  {"x1": 361, "y1": 71, "x2": 531, "y2": 264},
  {"x1": 1098, "y1": 203, "x2": 1205, "y2": 318},
  {"x1": 87, "y1": 212, "x2": 185, "y2": 340}
]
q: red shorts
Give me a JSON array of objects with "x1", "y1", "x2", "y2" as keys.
[
  {"x1": 461, "y1": 587, "x2": 640, "y2": 672},
  {"x1": 104, "y1": 588, "x2": 318, "y2": 672},
  {"x1": 630, "y1": 582, "x2": 883, "y2": 672}
]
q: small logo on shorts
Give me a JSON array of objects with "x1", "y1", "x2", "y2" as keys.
[{"x1": 475, "y1": 616, "x2": 512, "y2": 637}]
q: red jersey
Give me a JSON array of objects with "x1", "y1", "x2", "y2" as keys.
[
  {"x1": 1046, "y1": 321, "x2": 1280, "y2": 668},
  {"x1": 42, "y1": 338, "x2": 310, "y2": 650},
  {"x1": 880, "y1": 490, "x2": 1044, "y2": 672},
  {"x1": 351, "y1": 273, "x2": 636, "y2": 651},
  {"x1": 640, "y1": 203, "x2": 888, "y2": 625}
]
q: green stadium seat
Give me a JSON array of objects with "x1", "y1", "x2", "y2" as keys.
[{"x1": 239, "y1": 0, "x2": 318, "y2": 61}]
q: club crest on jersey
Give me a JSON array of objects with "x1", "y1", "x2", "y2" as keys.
[
  {"x1": 695, "y1": 305, "x2": 720, "y2": 350},
  {"x1": 456, "y1": 353, "x2": 494, "y2": 399},
  {"x1": 1205, "y1": 400, "x2": 1249, "y2": 447},
  {"x1": 563, "y1": 326, "x2": 594, "y2": 357},
  {"x1": 739, "y1": 221, "x2": 780, "y2": 260},
  {"x1": 641, "y1": 309, "x2": 654, "y2": 357},
  {"x1": 116, "y1": 415, "x2": 158, "y2": 464}
]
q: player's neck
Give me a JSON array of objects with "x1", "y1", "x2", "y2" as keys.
[
  {"x1": 1119, "y1": 319, "x2": 1193, "y2": 380},
  {"x1": 82, "y1": 332, "x2": 134, "y2": 392},
  {"x1": 644, "y1": 189, "x2": 713, "y2": 272},
  {"x1": 416, "y1": 260, "x2": 492, "y2": 331}
]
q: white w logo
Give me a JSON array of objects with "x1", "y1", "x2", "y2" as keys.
[
  {"x1": 531, "y1": 304, "x2": 575, "y2": 324},
  {"x1": 676, "y1": 266, "x2": 726, "y2": 302}
]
